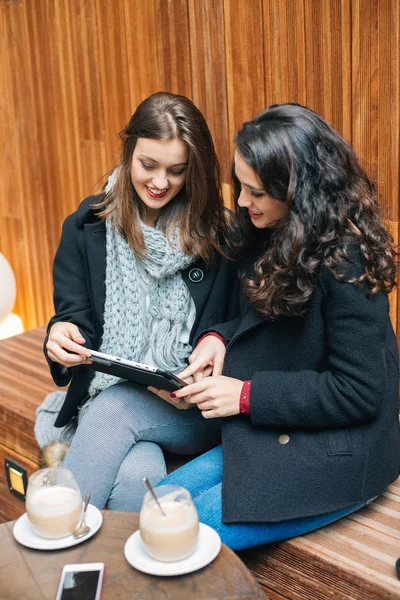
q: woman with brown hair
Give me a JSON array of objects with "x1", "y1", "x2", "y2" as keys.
[
  {"x1": 37, "y1": 92, "x2": 239, "y2": 511},
  {"x1": 164, "y1": 102, "x2": 400, "y2": 550}
]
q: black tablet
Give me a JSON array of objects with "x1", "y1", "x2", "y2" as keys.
[{"x1": 84, "y1": 350, "x2": 187, "y2": 392}]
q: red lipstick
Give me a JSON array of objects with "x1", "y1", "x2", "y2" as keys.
[{"x1": 146, "y1": 187, "x2": 168, "y2": 199}]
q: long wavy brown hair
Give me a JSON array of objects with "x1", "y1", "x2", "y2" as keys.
[
  {"x1": 232, "y1": 103, "x2": 398, "y2": 318},
  {"x1": 95, "y1": 92, "x2": 227, "y2": 264}
]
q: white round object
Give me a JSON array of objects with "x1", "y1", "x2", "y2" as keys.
[
  {"x1": 13, "y1": 504, "x2": 103, "y2": 550},
  {"x1": 124, "y1": 523, "x2": 221, "y2": 576},
  {"x1": 0, "y1": 253, "x2": 16, "y2": 324},
  {"x1": 0, "y1": 314, "x2": 24, "y2": 340}
]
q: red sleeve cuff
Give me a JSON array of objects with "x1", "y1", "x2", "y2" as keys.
[
  {"x1": 240, "y1": 380, "x2": 251, "y2": 414},
  {"x1": 197, "y1": 332, "x2": 226, "y2": 347}
]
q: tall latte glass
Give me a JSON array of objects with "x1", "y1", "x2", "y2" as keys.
[
  {"x1": 26, "y1": 467, "x2": 82, "y2": 539},
  {"x1": 139, "y1": 485, "x2": 199, "y2": 562}
]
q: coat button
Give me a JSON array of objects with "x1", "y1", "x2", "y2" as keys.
[
  {"x1": 188, "y1": 268, "x2": 204, "y2": 283},
  {"x1": 278, "y1": 434, "x2": 290, "y2": 445}
]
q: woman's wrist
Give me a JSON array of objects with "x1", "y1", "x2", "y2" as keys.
[
  {"x1": 240, "y1": 380, "x2": 252, "y2": 414},
  {"x1": 197, "y1": 332, "x2": 226, "y2": 347}
]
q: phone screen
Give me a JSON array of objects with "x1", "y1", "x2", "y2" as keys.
[{"x1": 59, "y1": 569, "x2": 101, "y2": 600}]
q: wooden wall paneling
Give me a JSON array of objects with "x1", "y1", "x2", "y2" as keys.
[
  {"x1": 1, "y1": 3, "x2": 53, "y2": 329},
  {"x1": 68, "y1": 0, "x2": 103, "y2": 145},
  {"x1": 0, "y1": 7, "x2": 21, "y2": 245},
  {"x1": 189, "y1": 0, "x2": 231, "y2": 182},
  {"x1": 380, "y1": 0, "x2": 400, "y2": 333},
  {"x1": 80, "y1": 140, "x2": 107, "y2": 199},
  {"x1": 223, "y1": 0, "x2": 266, "y2": 157},
  {"x1": 1, "y1": 0, "x2": 400, "y2": 343},
  {"x1": 187, "y1": 0, "x2": 230, "y2": 182},
  {"x1": 123, "y1": 0, "x2": 161, "y2": 110},
  {"x1": 304, "y1": 0, "x2": 352, "y2": 140},
  {"x1": 377, "y1": 0, "x2": 399, "y2": 222},
  {"x1": 95, "y1": 0, "x2": 131, "y2": 177},
  {"x1": 23, "y1": 0, "x2": 53, "y2": 214},
  {"x1": 263, "y1": 0, "x2": 306, "y2": 106},
  {"x1": 123, "y1": 0, "x2": 160, "y2": 109},
  {"x1": 390, "y1": 0, "x2": 400, "y2": 337},
  {"x1": 37, "y1": 0, "x2": 88, "y2": 328},
  {"x1": 25, "y1": 1, "x2": 66, "y2": 270},
  {"x1": 352, "y1": 0, "x2": 400, "y2": 335},
  {"x1": 153, "y1": 0, "x2": 192, "y2": 97},
  {"x1": 43, "y1": 0, "x2": 84, "y2": 222},
  {"x1": 0, "y1": 6, "x2": 22, "y2": 321},
  {"x1": 67, "y1": 0, "x2": 106, "y2": 200},
  {"x1": 351, "y1": 0, "x2": 379, "y2": 183},
  {"x1": 387, "y1": 220, "x2": 399, "y2": 330}
]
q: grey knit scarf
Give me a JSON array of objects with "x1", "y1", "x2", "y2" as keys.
[{"x1": 88, "y1": 216, "x2": 196, "y2": 398}]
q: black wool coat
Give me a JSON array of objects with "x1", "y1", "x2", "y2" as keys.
[
  {"x1": 44, "y1": 196, "x2": 240, "y2": 427},
  {"x1": 211, "y1": 236, "x2": 400, "y2": 523}
]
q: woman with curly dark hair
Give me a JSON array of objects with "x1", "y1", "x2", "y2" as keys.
[{"x1": 161, "y1": 103, "x2": 400, "y2": 550}]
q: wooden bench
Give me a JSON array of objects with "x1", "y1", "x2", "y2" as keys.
[
  {"x1": 0, "y1": 327, "x2": 49, "y2": 521},
  {"x1": 239, "y1": 485, "x2": 400, "y2": 599},
  {"x1": 1, "y1": 328, "x2": 400, "y2": 598}
]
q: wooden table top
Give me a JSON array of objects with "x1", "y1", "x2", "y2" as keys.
[{"x1": 0, "y1": 510, "x2": 266, "y2": 600}]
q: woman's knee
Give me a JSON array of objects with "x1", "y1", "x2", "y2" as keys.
[
  {"x1": 81, "y1": 382, "x2": 141, "y2": 424},
  {"x1": 119, "y1": 443, "x2": 166, "y2": 484},
  {"x1": 107, "y1": 442, "x2": 166, "y2": 511}
]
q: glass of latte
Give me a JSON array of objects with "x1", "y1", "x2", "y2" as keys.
[
  {"x1": 139, "y1": 485, "x2": 199, "y2": 562},
  {"x1": 26, "y1": 467, "x2": 82, "y2": 539}
]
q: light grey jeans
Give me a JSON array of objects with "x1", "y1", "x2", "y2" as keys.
[{"x1": 62, "y1": 381, "x2": 221, "y2": 511}]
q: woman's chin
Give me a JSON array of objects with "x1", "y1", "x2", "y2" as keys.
[{"x1": 251, "y1": 219, "x2": 268, "y2": 229}]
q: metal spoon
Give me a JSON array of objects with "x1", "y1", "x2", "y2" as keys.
[
  {"x1": 143, "y1": 477, "x2": 167, "y2": 516},
  {"x1": 73, "y1": 492, "x2": 91, "y2": 538}
]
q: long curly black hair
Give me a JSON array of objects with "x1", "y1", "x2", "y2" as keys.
[{"x1": 232, "y1": 103, "x2": 398, "y2": 318}]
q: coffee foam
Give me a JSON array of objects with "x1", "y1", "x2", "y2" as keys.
[
  {"x1": 27, "y1": 486, "x2": 81, "y2": 515},
  {"x1": 140, "y1": 501, "x2": 197, "y2": 532}
]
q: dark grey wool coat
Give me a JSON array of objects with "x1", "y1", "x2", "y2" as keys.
[
  {"x1": 211, "y1": 234, "x2": 400, "y2": 523},
  {"x1": 44, "y1": 196, "x2": 240, "y2": 428}
]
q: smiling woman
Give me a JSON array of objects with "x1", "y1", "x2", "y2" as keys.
[
  {"x1": 161, "y1": 103, "x2": 400, "y2": 553},
  {"x1": 234, "y1": 152, "x2": 288, "y2": 228},
  {"x1": 94, "y1": 92, "x2": 227, "y2": 265},
  {"x1": 131, "y1": 138, "x2": 188, "y2": 226},
  {"x1": 35, "y1": 92, "x2": 240, "y2": 512}
]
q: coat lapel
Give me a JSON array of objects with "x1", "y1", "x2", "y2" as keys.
[
  {"x1": 181, "y1": 258, "x2": 218, "y2": 334},
  {"x1": 229, "y1": 303, "x2": 265, "y2": 345},
  {"x1": 84, "y1": 221, "x2": 106, "y2": 325}
]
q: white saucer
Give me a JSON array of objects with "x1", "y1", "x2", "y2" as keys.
[
  {"x1": 124, "y1": 522, "x2": 221, "y2": 576},
  {"x1": 13, "y1": 504, "x2": 103, "y2": 550}
]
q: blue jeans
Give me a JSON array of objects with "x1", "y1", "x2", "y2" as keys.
[{"x1": 160, "y1": 445, "x2": 367, "y2": 550}]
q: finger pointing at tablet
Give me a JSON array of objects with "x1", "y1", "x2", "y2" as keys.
[
  {"x1": 171, "y1": 376, "x2": 243, "y2": 418},
  {"x1": 179, "y1": 335, "x2": 226, "y2": 381}
]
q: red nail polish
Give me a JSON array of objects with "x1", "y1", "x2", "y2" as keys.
[{"x1": 170, "y1": 393, "x2": 177, "y2": 398}]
